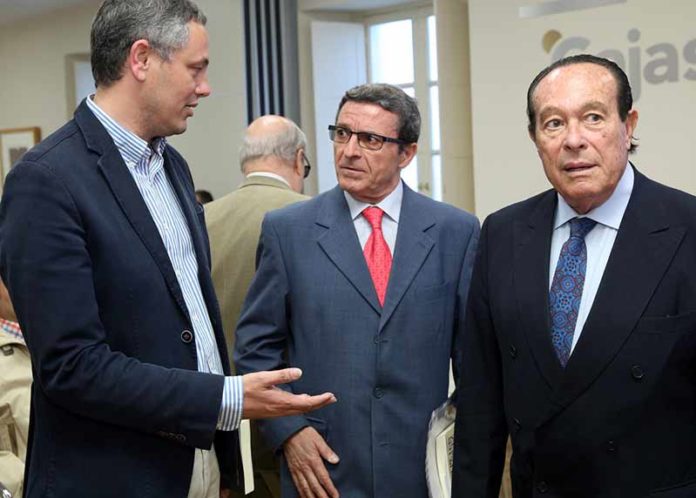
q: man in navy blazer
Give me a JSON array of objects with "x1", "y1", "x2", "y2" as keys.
[
  {"x1": 235, "y1": 83, "x2": 479, "y2": 498},
  {"x1": 0, "y1": 1, "x2": 334, "y2": 497},
  {"x1": 452, "y1": 54, "x2": 696, "y2": 497}
]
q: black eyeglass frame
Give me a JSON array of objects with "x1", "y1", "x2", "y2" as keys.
[
  {"x1": 301, "y1": 151, "x2": 311, "y2": 178},
  {"x1": 328, "y1": 125, "x2": 407, "y2": 151}
]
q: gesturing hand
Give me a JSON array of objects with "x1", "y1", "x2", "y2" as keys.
[
  {"x1": 284, "y1": 426, "x2": 340, "y2": 498},
  {"x1": 241, "y1": 368, "x2": 336, "y2": 419}
]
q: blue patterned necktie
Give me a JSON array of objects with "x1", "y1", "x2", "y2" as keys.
[{"x1": 549, "y1": 217, "x2": 597, "y2": 367}]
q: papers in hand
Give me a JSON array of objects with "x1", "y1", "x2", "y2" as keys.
[{"x1": 425, "y1": 397, "x2": 456, "y2": 498}]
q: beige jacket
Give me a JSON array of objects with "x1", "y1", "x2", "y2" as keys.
[
  {"x1": 0, "y1": 325, "x2": 31, "y2": 497},
  {"x1": 205, "y1": 176, "x2": 308, "y2": 368}
]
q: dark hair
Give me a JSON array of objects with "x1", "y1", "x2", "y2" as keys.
[
  {"x1": 195, "y1": 190, "x2": 213, "y2": 204},
  {"x1": 526, "y1": 53, "x2": 638, "y2": 152},
  {"x1": 336, "y1": 83, "x2": 421, "y2": 146},
  {"x1": 90, "y1": 0, "x2": 206, "y2": 87}
]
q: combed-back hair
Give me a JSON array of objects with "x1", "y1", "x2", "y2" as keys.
[{"x1": 90, "y1": 0, "x2": 206, "y2": 87}]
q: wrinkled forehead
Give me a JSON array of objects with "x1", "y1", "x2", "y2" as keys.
[
  {"x1": 533, "y1": 62, "x2": 618, "y2": 109},
  {"x1": 336, "y1": 101, "x2": 400, "y2": 133}
]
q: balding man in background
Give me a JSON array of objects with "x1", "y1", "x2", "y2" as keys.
[{"x1": 206, "y1": 115, "x2": 311, "y2": 498}]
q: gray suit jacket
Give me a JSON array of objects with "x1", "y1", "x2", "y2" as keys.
[{"x1": 235, "y1": 183, "x2": 479, "y2": 497}]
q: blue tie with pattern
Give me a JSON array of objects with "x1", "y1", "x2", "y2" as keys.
[{"x1": 549, "y1": 217, "x2": 597, "y2": 367}]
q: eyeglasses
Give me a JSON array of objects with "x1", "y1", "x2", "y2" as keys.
[
  {"x1": 302, "y1": 152, "x2": 311, "y2": 178},
  {"x1": 328, "y1": 125, "x2": 407, "y2": 151}
]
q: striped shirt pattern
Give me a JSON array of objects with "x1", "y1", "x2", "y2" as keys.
[
  {"x1": 0, "y1": 318, "x2": 23, "y2": 342},
  {"x1": 86, "y1": 97, "x2": 242, "y2": 431}
]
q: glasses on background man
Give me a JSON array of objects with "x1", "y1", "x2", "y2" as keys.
[{"x1": 328, "y1": 125, "x2": 407, "y2": 151}]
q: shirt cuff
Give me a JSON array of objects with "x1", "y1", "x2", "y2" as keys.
[{"x1": 217, "y1": 375, "x2": 243, "y2": 431}]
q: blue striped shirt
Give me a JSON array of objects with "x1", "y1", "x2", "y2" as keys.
[{"x1": 86, "y1": 96, "x2": 242, "y2": 431}]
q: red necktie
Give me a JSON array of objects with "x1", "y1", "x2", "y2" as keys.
[{"x1": 363, "y1": 206, "x2": 392, "y2": 306}]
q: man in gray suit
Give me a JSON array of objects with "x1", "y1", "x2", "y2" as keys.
[
  {"x1": 206, "y1": 115, "x2": 310, "y2": 498},
  {"x1": 235, "y1": 83, "x2": 479, "y2": 498}
]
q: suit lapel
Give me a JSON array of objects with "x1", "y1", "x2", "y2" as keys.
[
  {"x1": 547, "y1": 171, "x2": 685, "y2": 412},
  {"x1": 316, "y1": 187, "x2": 382, "y2": 314},
  {"x1": 379, "y1": 185, "x2": 435, "y2": 330},
  {"x1": 75, "y1": 105, "x2": 190, "y2": 321},
  {"x1": 513, "y1": 190, "x2": 564, "y2": 389}
]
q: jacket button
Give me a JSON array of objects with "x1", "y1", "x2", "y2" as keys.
[
  {"x1": 374, "y1": 335, "x2": 380, "y2": 344},
  {"x1": 537, "y1": 481, "x2": 548, "y2": 493},
  {"x1": 631, "y1": 365, "x2": 644, "y2": 381},
  {"x1": 513, "y1": 417, "x2": 522, "y2": 432},
  {"x1": 606, "y1": 440, "x2": 616, "y2": 453},
  {"x1": 373, "y1": 387, "x2": 384, "y2": 399},
  {"x1": 181, "y1": 330, "x2": 193, "y2": 343},
  {"x1": 509, "y1": 345, "x2": 517, "y2": 359}
]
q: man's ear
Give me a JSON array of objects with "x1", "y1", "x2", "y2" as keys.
[
  {"x1": 624, "y1": 109, "x2": 639, "y2": 150},
  {"x1": 295, "y1": 148, "x2": 305, "y2": 177},
  {"x1": 398, "y1": 143, "x2": 418, "y2": 169},
  {"x1": 127, "y1": 39, "x2": 153, "y2": 82}
]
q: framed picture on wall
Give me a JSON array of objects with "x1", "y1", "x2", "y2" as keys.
[{"x1": 0, "y1": 127, "x2": 42, "y2": 187}]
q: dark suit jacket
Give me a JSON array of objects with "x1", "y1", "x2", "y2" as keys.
[
  {"x1": 452, "y1": 168, "x2": 696, "y2": 498},
  {"x1": 0, "y1": 101, "x2": 240, "y2": 497},
  {"x1": 235, "y1": 184, "x2": 479, "y2": 498}
]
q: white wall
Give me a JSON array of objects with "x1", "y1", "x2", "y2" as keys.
[
  {"x1": 0, "y1": 0, "x2": 248, "y2": 200},
  {"x1": 468, "y1": 0, "x2": 696, "y2": 219},
  {"x1": 0, "y1": 1, "x2": 99, "y2": 135}
]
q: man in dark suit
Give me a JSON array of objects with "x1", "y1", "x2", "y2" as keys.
[
  {"x1": 452, "y1": 54, "x2": 696, "y2": 498},
  {"x1": 206, "y1": 115, "x2": 311, "y2": 498},
  {"x1": 0, "y1": 1, "x2": 334, "y2": 497},
  {"x1": 235, "y1": 83, "x2": 479, "y2": 498}
]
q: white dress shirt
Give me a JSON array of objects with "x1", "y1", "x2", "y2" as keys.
[
  {"x1": 344, "y1": 180, "x2": 403, "y2": 253},
  {"x1": 246, "y1": 171, "x2": 291, "y2": 188},
  {"x1": 549, "y1": 164, "x2": 634, "y2": 354}
]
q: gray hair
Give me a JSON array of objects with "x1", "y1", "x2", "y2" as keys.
[
  {"x1": 336, "y1": 83, "x2": 421, "y2": 145},
  {"x1": 239, "y1": 120, "x2": 307, "y2": 172},
  {"x1": 90, "y1": 0, "x2": 207, "y2": 87}
]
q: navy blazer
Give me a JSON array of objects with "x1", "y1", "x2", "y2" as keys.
[
  {"x1": 0, "y1": 101, "x2": 240, "y2": 497},
  {"x1": 235, "y1": 184, "x2": 479, "y2": 497},
  {"x1": 453, "y1": 168, "x2": 696, "y2": 498}
]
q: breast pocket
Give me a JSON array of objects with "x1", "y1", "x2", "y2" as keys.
[
  {"x1": 415, "y1": 281, "x2": 451, "y2": 303},
  {"x1": 634, "y1": 310, "x2": 696, "y2": 335}
]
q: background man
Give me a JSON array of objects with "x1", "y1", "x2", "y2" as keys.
[
  {"x1": 0, "y1": 277, "x2": 30, "y2": 498},
  {"x1": 0, "y1": 1, "x2": 333, "y2": 497},
  {"x1": 206, "y1": 114, "x2": 311, "y2": 498},
  {"x1": 196, "y1": 189, "x2": 214, "y2": 204},
  {"x1": 452, "y1": 54, "x2": 696, "y2": 497},
  {"x1": 235, "y1": 83, "x2": 479, "y2": 498}
]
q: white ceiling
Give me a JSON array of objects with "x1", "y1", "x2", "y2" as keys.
[
  {"x1": 0, "y1": 0, "x2": 421, "y2": 27},
  {"x1": 0, "y1": 0, "x2": 94, "y2": 26},
  {"x1": 299, "y1": 0, "x2": 420, "y2": 11}
]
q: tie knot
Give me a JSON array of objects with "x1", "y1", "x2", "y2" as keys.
[
  {"x1": 363, "y1": 206, "x2": 385, "y2": 229},
  {"x1": 570, "y1": 217, "x2": 597, "y2": 239}
]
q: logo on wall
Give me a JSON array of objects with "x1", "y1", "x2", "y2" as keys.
[
  {"x1": 541, "y1": 28, "x2": 696, "y2": 101},
  {"x1": 519, "y1": 0, "x2": 626, "y2": 18}
]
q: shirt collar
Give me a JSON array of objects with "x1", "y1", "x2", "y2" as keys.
[
  {"x1": 554, "y1": 162, "x2": 634, "y2": 231},
  {"x1": 0, "y1": 318, "x2": 23, "y2": 343},
  {"x1": 344, "y1": 180, "x2": 403, "y2": 224},
  {"x1": 86, "y1": 95, "x2": 167, "y2": 171},
  {"x1": 246, "y1": 172, "x2": 291, "y2": 188}
]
